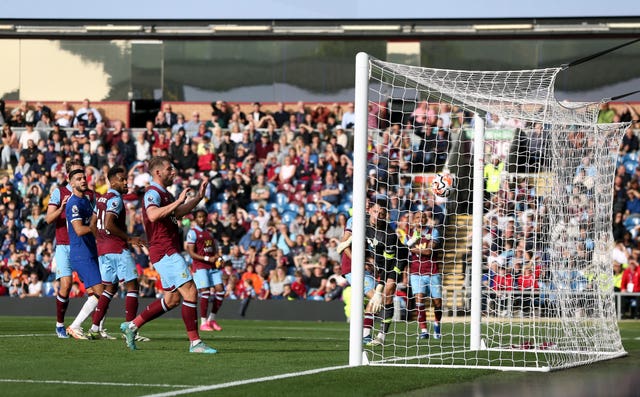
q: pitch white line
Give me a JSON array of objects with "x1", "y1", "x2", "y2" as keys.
[
  {"x1": 0, "y1": 334, "x2": 55, "y2": 338},
  {"x1": 0, "y1": 379, "x2": 198, "y2": 388},
  {"x1": 139, "y1": 365, "x2": 351, "y2": 397}
]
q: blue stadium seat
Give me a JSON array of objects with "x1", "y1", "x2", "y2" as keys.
[
  {"x1": 248, "y1": 202, "x2": 261, "y2": 212},
  {"x1": 624, "y1": 160, "x2": 638, "y2": 174},
  {"x1": 281, "y1": 211, "x2": 297, "y2": 225},
  {"x1": 211, "y1": 202, "x2": 223, "y2": 212},
  {"x1": 623, "y1": 214, "x2": 640, "y2": 231},
  {"x1": 287, "y1": 203, "x2": 299, "y2": 213},
  {"x1": 275, "y1": 192, "x2": 289, "y2": 208},
  {"x1": 305, "y1": 203, "x2": 317, "y2": 215},
  {"x1": 338, "y1": 202, "x2": 351, "y2": 214},
  {"x1": 267, "y1": 183, "x2": 278, "y2": 201},
  {"x1": 623, "y1": 152, "x2": 639, "y2": 163},
  {"x1": 342, "y1": 192, "x2": 353, "y2": 204}
]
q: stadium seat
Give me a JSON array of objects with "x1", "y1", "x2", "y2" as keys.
[
  {"x1": 281, "y1": 210, "x2": 297, "y2": 225},
  {"x1": 305, "y1": 203, "x2": 317, "y2": 215},
  {"x1": 623, "y1": 152, "x2": 639, "y2": 163},
  {"x1": 624, "y1": 160, "x2": 638, "y2": 175},
  {"x1": 338, "y1": 202, "x2": 351, "y2": 214},
  {"x1": 275, "y1": 192, "x2": 289, "y2": 207},
  {"x1": 211, "y1": 202, "x2": 223, "y2": 212},
  {"x1": 248, "y1": 202, "x2": 261, "y2": 212},
  {"x1": 287, "y1": 202, "x2": 299, "y2": 213},
  {"x1": 623, "y1": 214, "x2": 640, "y2": 231},
  {"x1": 267, "y1": 183, "x2": 278, "y2": 201}
]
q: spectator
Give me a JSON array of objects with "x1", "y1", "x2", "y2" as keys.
[
  {"x1": 117, "y1": 130, "x2": 137, "y2": 169},
  {"x1": 340, "y1": 103, "x2": 355, "y2": 129},
  {"x1": 74, "y1": 98, "x2": 102, "y2": 126},
  {"x1": 20, "y1": 272, "x2": 43, "y2": 298},
  {"x1": 269, "y1": 266, "x2": 289, "y2": 299}
]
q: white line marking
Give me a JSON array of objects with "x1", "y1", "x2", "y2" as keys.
[
  {"x1": 139, "y1": 365, "x2": 351, "y2": 397},
  {"x1": 0, "y1": 379, "x2": 198, "y2": 388},
  {"x1": 0, "y1": 334, "x2": 55, "y2": 338}
]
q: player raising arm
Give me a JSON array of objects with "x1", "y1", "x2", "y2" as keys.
[{"x1": 120, "y1": 156, "x2": 216, "y2": 353}]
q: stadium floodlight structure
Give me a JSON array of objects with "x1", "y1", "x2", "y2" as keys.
[{"x1": 349, "y1": 52, "x2": 628, "y2": 371}]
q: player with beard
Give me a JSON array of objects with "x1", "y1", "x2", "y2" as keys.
[
  {"x1": 47, "y1": 160, "x2": 111, "y2": 339},
  {"x1": 120, "y1": 156, "x2": 216, "y2": 353},
  {"x1": 65, "y1": 168, "x2": 104, "y2": 334}
]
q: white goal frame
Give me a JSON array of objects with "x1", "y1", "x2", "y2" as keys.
[{"x1": 349, "y1": 52, "x2": 628, "y2": 371}]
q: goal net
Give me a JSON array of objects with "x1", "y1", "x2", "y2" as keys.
[{"x1": 349, "y1": 53, "x2": 627, "y2": 371}]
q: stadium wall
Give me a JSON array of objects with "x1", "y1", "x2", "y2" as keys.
[{"x1": 0, "y1": 297, "x2": 348, "y2": 322}]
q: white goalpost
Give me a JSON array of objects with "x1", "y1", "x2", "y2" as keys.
[{"x1": 349, "y1": 52, "x2": 628, "y2": 371}]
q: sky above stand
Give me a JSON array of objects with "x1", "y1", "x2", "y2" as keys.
[{"x1": 3, "y1": 0, "x2": 638, "y2": 20}]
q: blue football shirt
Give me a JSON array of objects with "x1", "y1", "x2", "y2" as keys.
[{"x1": 66, "y1": 193, "x2": 98, "y2": 260}]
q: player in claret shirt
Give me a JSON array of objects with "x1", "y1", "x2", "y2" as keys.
[
  {"x1": 120, "y1": 156, "x2": 216, "y2": 354},
  {"x1": 87, "y1": 166, "x2": 146, "y2": 340},
  {"x1": 186, "y1": 209, "x2": 225, "y2": 332}
]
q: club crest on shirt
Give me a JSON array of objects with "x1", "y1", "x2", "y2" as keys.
[
  {"x1": 72, "y1": 205, "x2": 79, "y2": 215},
  {"x1": 110, "y1": 201, "x2": 118, "y2": 209}
]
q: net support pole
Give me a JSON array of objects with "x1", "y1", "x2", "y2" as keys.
[
  {"x1": 349, "y1": 51, "x2": 369, "y2": 366},
  {"x1": 470, "y1": 113, "x2": 485, "y2": 351}
]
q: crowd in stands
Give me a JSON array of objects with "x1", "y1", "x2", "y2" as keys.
[
  {"x1": 1, "y1": 97, "x2": 639, "y2": 320},
  {"x1": 0, "y1": 99, "x2": 394, "y2": 303},
  {"x1": 473, "y1": 102, "x2": 640, "y2": 318}
]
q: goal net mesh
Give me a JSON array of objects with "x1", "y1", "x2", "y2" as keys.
[{"x1": 359, "y1": 57, "x2": 627, "y2": 371}]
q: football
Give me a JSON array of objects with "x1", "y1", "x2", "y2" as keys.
[{"x1": 431, "y1": 173, "x2": 454, "y2": 197}]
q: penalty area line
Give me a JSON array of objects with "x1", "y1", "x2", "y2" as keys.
[
  {"x1": 139, "y1": 365, "x2": 352, "y2": 397},
  {"x1": 0, "y1": 379, "x2": 198, "y2": 388}
]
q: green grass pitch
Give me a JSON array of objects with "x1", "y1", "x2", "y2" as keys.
[{"x1": 0, "y1": 317, "x2": 638, "y2": 396}]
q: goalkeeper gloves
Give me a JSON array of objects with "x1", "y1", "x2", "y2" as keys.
[
  {"x1": 406, "y1": 230, "x2": 421, "y2": 247},
  {"x1": 370, "y1": 284, "x2": 384, "y2": 313},
  {"x1": 215, "y1": 257, "x2": 225, "y2": 269}
]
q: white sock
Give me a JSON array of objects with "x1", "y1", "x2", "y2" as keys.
[
  {"x1": 190, "y1": 339, "x2": 202, "y2": 347},
  {"x1": 363, "y1": 328, "x2": 371, "y2": 338},
  {"x1": 201, "y1": 317, "x2": 208, "y2": 325},
  {"x1": 90, "y1": 324, "x2": 100, "y2": 332},
  {"x1": 99, "y1": 317, "x2": 106, "y2": 331},
  {"x1": 70, "y1": 295, "x2": 99, "y2": 329},
  {"x1": 56, "y1": 322, "x2": 64, "y2": 328},
  {"x1": 207, "y1": 313, "x2": 216, "y2": 322}
]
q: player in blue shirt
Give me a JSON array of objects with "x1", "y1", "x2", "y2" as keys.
[{"x1": 65, "y1": 168, "x2": 104, "y2": 305}]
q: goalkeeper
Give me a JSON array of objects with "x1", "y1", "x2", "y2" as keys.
[
  {"x1": 364, "y1": 199, "x2": 407, "y2": 346},
  {"x1": 185, "y1": 209, "x2": 226, "y2": 332}
]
